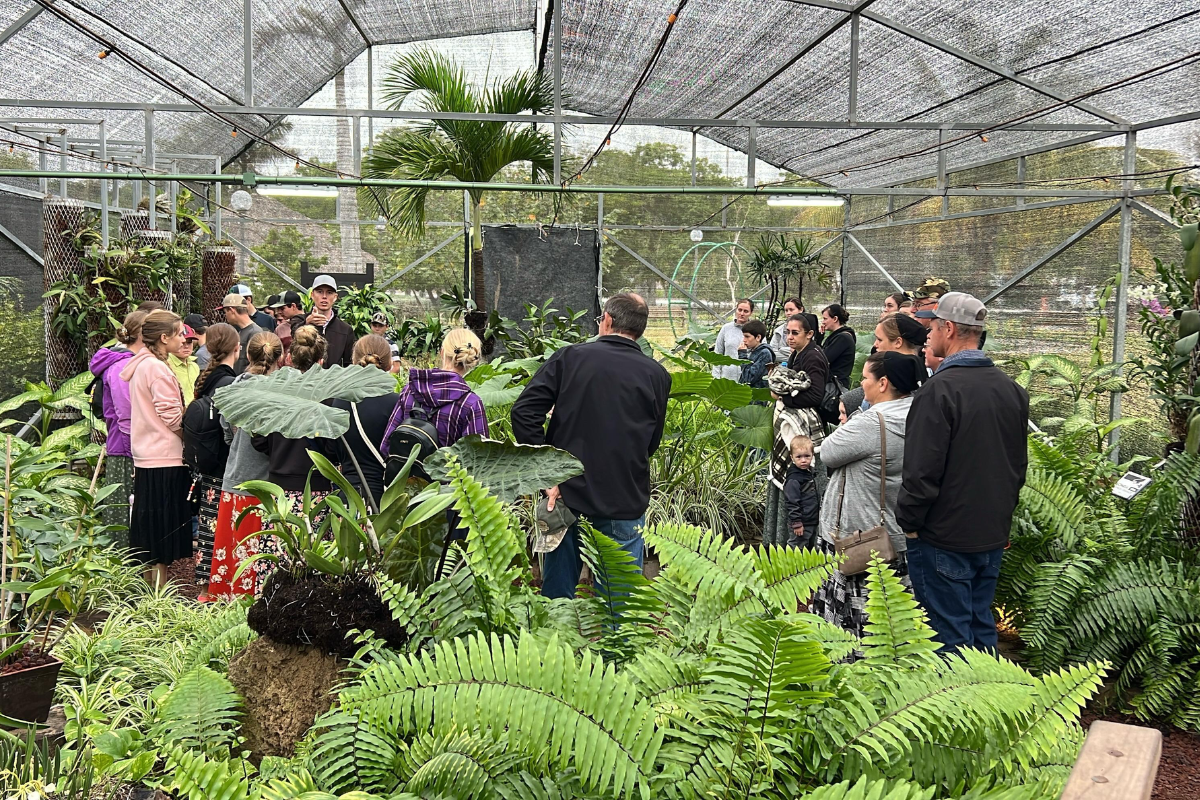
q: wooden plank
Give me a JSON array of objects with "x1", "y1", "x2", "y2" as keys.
[{"x1": 1061, "y1": 720, "x2": 1162, "y2": 800}]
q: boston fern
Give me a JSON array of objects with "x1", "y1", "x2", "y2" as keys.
[{"x1": 999, "y1": 427, "x2": 1200, "y2": 730}]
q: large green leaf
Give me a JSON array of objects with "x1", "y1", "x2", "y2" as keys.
[
  {"x1": 702, "y1": 378, "x2": 753, "y2": 410},
  {"x1": 670, "y1": 370, "x2": 712, "y2": 398},
  {"x1": 424, "y1": 435, "x2": 583, "y2": 503},
  {"x1": 729, "y1": 404, "x2": 774, "y2": 450},
  {"x1": 213, "y1": 365, "x2": 397, "y2": 439},
  {"x1": 467, "y1": 374, "x2": 525, "y2": 408}
]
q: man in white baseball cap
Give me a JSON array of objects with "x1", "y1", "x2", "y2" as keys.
[
  {"x1": 306, "y1": 275, "x2": 355, "y2": 367},
  {"x1": 897, "y1": 291, "x2": 1029, "y2": 654},
  {"x1": 230, "y1": 283, "x2": 275, "y2": 333}
]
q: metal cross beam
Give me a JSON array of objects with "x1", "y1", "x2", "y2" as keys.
[
  {"x1": 0, "y1": 218, "x2": 42, "y2": 266},
  {"x1": 224, "y1": 232, "x2": 306, "y2": 291},
  {"x1": 0, "y1": 3, "x2": 45, "y2": 48},
  {"x1": 845, "y1": 233, "x2": 904, "y2": 291},
  {"x1": 982, "y1": 202, "x2": 1122, "y2": 303},
  {"x1": 1132, "y1": 200, "x2": 1180, "y2": 230}
]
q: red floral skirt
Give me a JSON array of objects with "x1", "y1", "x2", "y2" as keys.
[{"x1": 206, "y1": 492, "x2": 265, "y2": 598}]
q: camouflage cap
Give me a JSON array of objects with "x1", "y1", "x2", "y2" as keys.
[{"x1": 912, "y1": 277, "x2": 951, "y2": 299}]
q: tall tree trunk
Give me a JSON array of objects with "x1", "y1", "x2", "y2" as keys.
[
  {"x1": 470, "y1": 199, "x2": 486, "y2": 310},
  {"x1": 334, "y1": 70, "x2": 362, "y2": 274}
]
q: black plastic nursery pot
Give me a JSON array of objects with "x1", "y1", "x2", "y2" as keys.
[{"x1": 0, "y1": 657, "x2": 63, "y2": 724}]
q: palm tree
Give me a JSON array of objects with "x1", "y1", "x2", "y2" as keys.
[{"x1": 362, "y1": 49, "x2": 557, "y2": 323}]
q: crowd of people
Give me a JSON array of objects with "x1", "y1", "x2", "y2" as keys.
[
  {"x1": 88, "y1": 274, "x2": 487, "y2": 600},
  {"x1": 713, "y1": 280, "x2": 1029, "y2": 652},
  {"x1": 85, "y1": 272, "x2": 1028, "y2": 655}
]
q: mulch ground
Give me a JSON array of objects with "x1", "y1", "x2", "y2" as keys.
[{"x1": 164, "y1": 556, "x2": 204, "y2": 602}]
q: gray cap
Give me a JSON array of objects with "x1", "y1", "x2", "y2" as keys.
[
  {"x1": 310, "y1": 274, "x2": 338, "y2": 292},
  {"x1": 933, "y1": 291, "x2": 987, "y2": 326}
]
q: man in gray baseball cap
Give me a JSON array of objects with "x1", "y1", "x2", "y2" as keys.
[{"x1": 896, "y1": 291, "x2": 1029, "y2": 654}]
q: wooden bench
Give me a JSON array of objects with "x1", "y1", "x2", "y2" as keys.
[{"x1": 1061, "y1": 720, "x2": 1162, "y2": 800}]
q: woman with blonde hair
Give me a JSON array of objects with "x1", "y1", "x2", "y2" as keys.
[
  {"x1": 119, "y1": 309, "x2": 191, "y2": 586},
  {"x1": 88, "y1": 309, "x2": 148, "y2": 544},
  {"x1": 382, "y1": 327, "x2": 488, "y2": 457},
  {"x1": 331, "y1": 335, "x2": 400, "y2": 508},
  {"x1": 207, "y1": 331, "x2": 282, "y2": 598}
]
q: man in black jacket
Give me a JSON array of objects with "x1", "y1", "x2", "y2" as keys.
[
  {"x1": 897, "y1": 292, "x2": 1029, "y2": 654},
  {"x1": 511, "y1": 293, "x2": 670, "y2": 599},
  {"x1": 306, "y1": 275, "x2": 355, "y2": 368}
]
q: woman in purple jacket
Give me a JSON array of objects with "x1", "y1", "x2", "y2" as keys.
[
  {"x1": 88, "y1": 310, "x2": 148, "y2": 545},
  {"x1": 381, "y1": 328, "x2": 488, "y2": 457}
]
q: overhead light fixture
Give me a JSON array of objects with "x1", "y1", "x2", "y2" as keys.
[
  {"x1": 229, "y1": 190, "x2": 253, "y2": 212},
  {"x1": 689, "y1": 229, "x2": 704, "y2": 242},
  {"x1": 766, "y1": 195, "x2": 845, "y2": 207},
  {"x1": 255, "y1": 185, "x2": 339, "y2": 198}
]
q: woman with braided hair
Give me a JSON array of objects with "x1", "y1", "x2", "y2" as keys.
[{"x1": 189, "y1": 322, "x2": 240, "y2": 591}]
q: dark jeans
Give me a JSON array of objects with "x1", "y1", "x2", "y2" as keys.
[
  {"x1": 540, "y1": 511, "x2": 645, "y2": 600},
  {"x1": 906, "y1": 538, "x2": 1004, "y2": 654}
]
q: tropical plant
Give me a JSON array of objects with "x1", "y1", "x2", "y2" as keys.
[
  {"x1": 998, "y1": 422, "x2": 1200, "y2": 729},
  {"x1": 0, "y1": 733, "x2": 98, "y2": 799},
  {"x1": 361, "y1": 49, "x2": 557, "y2": 321},
  {"x1": 746, "y1": 233, "x2": 833, "y2": 325},
  {"x1": 0, "y1": 371, "x2": 102, "y2": 448},
  {"x1": 336, "y1": 282, "x2": 393, "y2": 338},
  {"x1": 492, "y1": 298, "x2": 591, "y2": 359},
  {"x1": 393, "y1": 312, "x2": 447, "y2": 360}
]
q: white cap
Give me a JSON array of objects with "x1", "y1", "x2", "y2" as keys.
[
  {"x1": 232, "y1": 283, "x2": 253, "y2": 297},
  {"x1": 310, "y1": 274, "x2": 338, "y2": 292}
]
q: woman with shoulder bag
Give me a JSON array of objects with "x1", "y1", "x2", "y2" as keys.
[
  {"x1": 811, "y1": 351, "x2": 925, "y2": 639},
  {"x1": 763, "y1": 313, "x2": 829, "y2": 548}
]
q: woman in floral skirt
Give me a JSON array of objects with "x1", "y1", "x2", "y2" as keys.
[{"x1": 206, "y1": 332, "x2": 282, "y2": 598}]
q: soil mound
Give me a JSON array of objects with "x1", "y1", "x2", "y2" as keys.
[{"x1": 246, "y1": 569, "x2": 407, "y2": 656}]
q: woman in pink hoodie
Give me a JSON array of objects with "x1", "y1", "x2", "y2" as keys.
[{"x1": 120, "y1": 309, "x2": 191, "y2": 587}]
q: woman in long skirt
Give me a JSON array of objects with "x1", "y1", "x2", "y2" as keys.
[
  {"x1": 207, "y1": 331, "x2": 282, "y2": 599},
  {"x1": 119, "y1": 310, "x2": 191, "y2": 587}
]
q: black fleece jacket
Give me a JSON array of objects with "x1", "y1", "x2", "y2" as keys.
[
  {"x1": 822, "y1": 326, "x2": 856, "y2": 387},
  {"x1": 511, "y1": 335, "x2": 670, "y2": 519},
  {"x1": 895, "y1": 359, "x2": 1029, "y2": 552},
  {"x1": 250, "y1": 432, "x2": 338, "y2": 493}
]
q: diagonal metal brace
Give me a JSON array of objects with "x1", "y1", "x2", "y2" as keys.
[
  {"x1": 376, "y1": 229, "x2": 464, "y2": 290},
  {"x1": 602, "y1": 231, "x2": 722, "y2": 319},
  {"x1": 845, "y1": 233, "x2": 903, "y2": 291}
]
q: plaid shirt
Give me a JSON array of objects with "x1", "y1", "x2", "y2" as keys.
[{"x1": 381, "y1": 369, "x2": 488, "y2": 456}]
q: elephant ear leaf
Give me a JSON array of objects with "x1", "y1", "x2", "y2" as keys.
[
  {"x1": 424, "y1": 436, "x2": 584, "y2": 503},
  {"x1": 213, "y1": 365, "x2": 397, "y2": 439}
]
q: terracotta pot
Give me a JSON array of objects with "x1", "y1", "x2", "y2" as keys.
[{"x1": 0, "y1": 657, "x2": 63, "y2": 724}]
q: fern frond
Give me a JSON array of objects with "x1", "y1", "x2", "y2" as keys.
[
  {"x1": 787, "y1": 612, "x2": 861, "y2": 663},
  {"x1": 401, "y1": 730, "x2": 528, "y2": 798},
  {"x1": 859, "y1": 556, "x2": 939, "y2": 667},
  {"x1": 1015, "y1": 556, "x2": 1099, "y2": 673},
  {"x1": 711, "y1": 545, "x2": 840, "y2": 628},
  {"x1": 164, "y1": 746, "x2": 256, "y2": 800},
  {"x1": 336, "y1": 631, "x2": 664, "y2": 799},
  {"x1": 152, "y1": 666, "x2": 243, "y2": 757},
  {"x1": 308, "y1": 710, "x2": 405, "y2": 795},
  {"x1": 625, "y1": 649, "x2": 706, "y2": 713},
  {"x1": 376, "y1": 575, "x2": 422, "y2": 632},
  {"x1": 446, "y1": 457, "x2": 525, "y2": 583},
  {"x1": 799, "y1": 775, "x2": 1042, "y2": 799},
  {"x1": 1017, "y1": 469, "x2": 1089, "y2": 545},
  {"x1": 645, "y1": 522, "x2": 765, "y2": 602},
  {"x1": 578, "y1": 520, "x2": 665, "y2": 637},
  {"x1": 179, "y1": 598, "x2": 256, "y2": 674}
]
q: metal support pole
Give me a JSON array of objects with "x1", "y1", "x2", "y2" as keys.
[
  {"x1": 690, "y1": 131, "x2": 697, "y2": 187},
  {"x1": 352, "y1": 115, "x2": 361, "y2": 175},
  {"x1": 848, "y1": 14, "x2": 860, "y2": 123},
  {"x1": 937, "y1": 128, "x2": 948, "y2": 215},
  {"x1": 1109, "y1": 131, "x2": 1136, "y2": 459},
  {"x1": 145, "y1": 108, "x2": 156, "y2": 229},
  {"x1": 213, "y1": 156, "x2": 222, "y2": 240},
  {"x1": 1015, "y1": 156, "x2": 1026, "y2": 208},
  {"x1": 243, "y1": 0, "x2": 254, "y2": 106},
  {"x1": 366, "y1": 46, "x2": 374, "y2": 146},
  {"x1": 37, "y1": 136, "x2": 46, "y2": 195},
  {"x1": 170, "y1": 161, "x2": 178, "y2": 233},
  {"x1": 839, "y1": 199, "x2": 851, "y2": 306},
  {"x1": 597, "y1": 192, "x2": 604, "y2": 304},
  {"x1": 463, "y1": 189, "x2": 472, "y2": 297},
  {"x1": 99, "y1": 120, "x2": 109, "y2": 247},
  {"x1": 721, "y1": 195, "x2": 728, "y2": 228},
  {"x1": 58, "y1": 133, "x2": 67, "y2": 197},
  {"x1": 552, "y1": 2, "x2": 562, "y2": 184},
  {"x1": 746, "y1": 122, "x2": 757, "y2": 188}
]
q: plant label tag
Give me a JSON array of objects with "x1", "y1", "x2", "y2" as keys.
[{"x1": 1112, "y1": 472, "x2": 1152, "y2": 500}]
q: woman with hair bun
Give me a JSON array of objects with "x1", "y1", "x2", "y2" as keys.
[
  {"x1": 89, "y1": 309, "x2": 148, "y2": 544},
  {"x1": 331, "y1": 335, "x2": 401, "y2": 507},
  {"x1": 119, "y1": 309, "x2": 191, "y2": 587},
  {"x1": 382, "y1": 328, "x2": 488, "y2": 457},
  {"x1": 207, "y1": 331, "x2": 282, "y2": 599}
]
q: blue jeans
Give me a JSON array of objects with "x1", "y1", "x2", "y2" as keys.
[
  {"x1": 540, "y1": 512, "x2": 645, "y2": 600},
  {"x1": 906, "y1": 538, "x2": 1004, "y2": 654}
]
